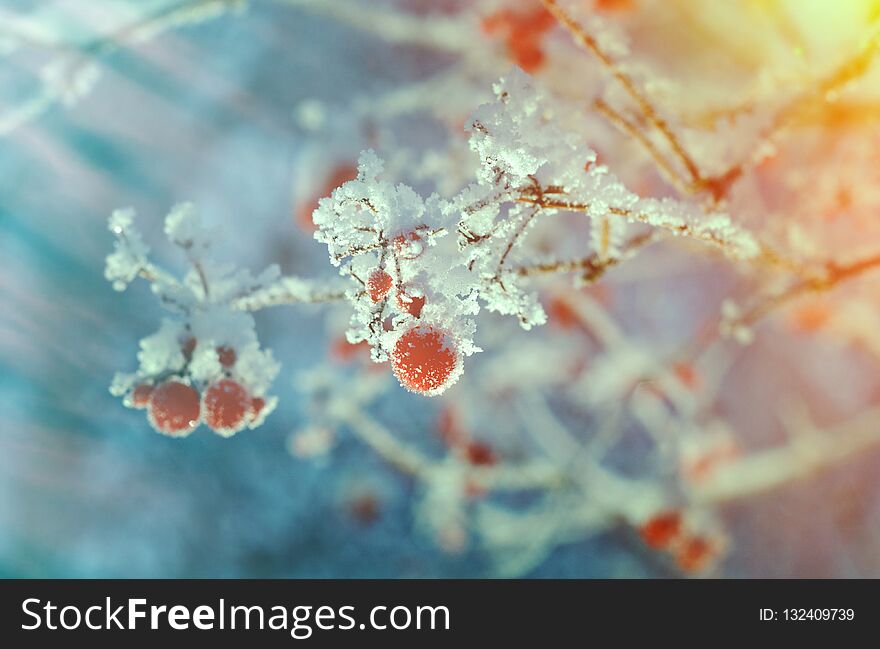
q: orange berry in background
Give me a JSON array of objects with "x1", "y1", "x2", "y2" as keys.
[
  {"x1": 464, "y1": 441, "x2": 497, "y2": 466},
  {"x1": 216, "y1": 345, "x2": 237, "y2": 368},
  {"x1": 672, "y1": 361, "x2": 701, "y2": 391},
  {"x1": 296, "y1": 162, "x2": 358, "y2": 232},
  {"x1": 129, "y1": 383, "x2": 154, "y2": 409},
  {"x1": 391, "y1": 326, "x2": 459, "y2": 395},
  {"x1": 148, "y1": 381, "x2": 201, "y2": 436},
  {"x1": 330, "y1": 337, "x2": 370, "y2": 363},
  {"x1": 638, "y1": 510, "x2": 683, "y2": 549},
  {"x1": 203, "y1": 379, "x2": 250, "y2": 434},
  {"x1": 481, "y1": 5, "x2": 556, "y2": 73},
  {"x1": 366, "y1": 269, "x2": 393, "y2": 302},
  {"x1": 675, "y1": 535, "x2": 716, "y2": 573},
  {"x1": 595, "y1": 0, "x2": 635, "y2": 12},
  {"x1": 788, "y1": 301, "x2": 831, "y2": 333}
]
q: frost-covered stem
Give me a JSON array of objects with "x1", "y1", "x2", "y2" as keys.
[
  {"x1": 266, "y1": 0, "x2": 472, "y2": 52},
  {"x1": 735, "y1": 250, "x2": 880, "y2": 328},
  {"x1": 511, "y1": 231, "x2": 657, "y2": 282},
  {"x1": 691, "y1": 404, "x2": 880, "y2": 505},
  {"x1": 691, "y1": 27, "x2": 880, "y2": 199},
  {"x1": 515, "y1": 187, "x2": 752, "y2": 256},
  {"x1": 338, "y1": 405, "x2": 568, "y2": 492},
  {"x1": 0, "y1": 0, "x2": 244, "y2": 136},
  {"x1": 541, "y1": 0, "x2": 702, "y2": 186},
  {"x1": 593, "y1": 97, "x2": 694, "y2": 196}
]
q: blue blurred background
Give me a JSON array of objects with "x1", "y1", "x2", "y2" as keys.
[{"x1": 0, "y1": 0, "x2": 651, "y2": 578}]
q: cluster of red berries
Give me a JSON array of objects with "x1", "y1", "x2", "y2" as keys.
[
  {"x1": 637, "y1": 510, "x2": 723, "y2": 574},
  {"x1": 360, "y1": 230, "x2": 460, "y2": 395},
  {"x1": 127, "y1": 340, "x2": 266, "y2": 437}
]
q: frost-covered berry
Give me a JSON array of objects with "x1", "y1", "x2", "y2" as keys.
[
  {"x1": 392, "y1": 231, "x2": 424, "y2": 260},
  {"x1": 396, "y1": 290, "x2": 425, "y2": 318},
  {"x1": 638, "y1": 511, "x2": 683, "y2": 549},
  {"x1": 148, "y1": 381, "x2": 201, "y2": 436},
  {"x1": 129, "y1": 383, "x2": 154, "y2": 409},
  {"x1": 217, "y1": 345, "x2": 237, "y2": 368},
  {"x1": 391, "y1": 326, "x2": 460, "y2": 395},
  {"x1": 250, "y1": 396, "x2": 266, "y2": 419},
  {"x1": 203, "y1": 379, "x2": 251, "y2": 435},
  {"x1": 366, "y1": 269, "x2": 393, "y2": 302}
]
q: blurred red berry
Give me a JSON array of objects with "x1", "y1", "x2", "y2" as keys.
[
  {"x1": 638, "y1": 511, "x2": 683, "y2": 549},
  {"x1": 148, "y1": 381, "x2": 201, "y2": 436},
  {"x1": 203, "y1": 379, "x2": 250, "y2": 434},
  {"x1": 180, "y1": 336, "x2": 197, "y2": 362},
  {"x1": 217, "y1": 345, "x2": 237, "y2": 368},
  {"x1": 129, "y1": 383, "x2": 154, "y2": 409}
]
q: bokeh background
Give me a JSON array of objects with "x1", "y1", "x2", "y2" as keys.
[
  {"x1": 0, "y1": 0, "x2": 638, "y2": 578},
  {"x1": 2, "y1": 0, "x2": 880, "y2": 579}
]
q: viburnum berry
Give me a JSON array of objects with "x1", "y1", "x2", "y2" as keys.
[
  {"x1": 129, "y1": 383, "x2": 154, "y2": 409},
  {"x1": 330, "y1": 337, "x2": 371, "y2": 362},
  {"x1": 546, "y1": 296, "x2": 580, "y2": 329},
  {"x1": 396, "y1": 290, "x2": 425, "y2": 318},
  {"x1": 216, "y1": 345, "x2": 237, "y2": 367},
  {"x1": 391, "y1": 231, "x2": 424, "y2": 260},
  {"x1": 366, "y1": 268, "x2": 393, "y2": 302},
  {"x1": 148, "y1": 381, "x2": 201, "y2": 436},
  {"x1": 672, "y1": 362, "x2": 701, "y2": 391},
  {"x1": 638, "y1": 511, "x2": 683, "y2": 549},
  {"x1": 203, "y1": 379, "x2": 251, "y2": 435},
  {"x1": 464, "y1": 441, "x2": 497, "y2": 466},
  {"x1": 250, "y1": 396, "x2": 266, "y2": 419},
  {"x1": 180, "y1": 336, "x2": 197, "y2": 362},
  {"x1": 674, "y1": 535, "x2": 716, "y2": 573},
  {"x1": 391, "y1": 326, "x2": 460, "y2": 395},
  {"x1": 480, "y1": 5, "x2": 556, "y2": 73}
]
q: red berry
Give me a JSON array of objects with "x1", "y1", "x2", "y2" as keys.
[
  {"x1": 330, "y1": 337, "x2": 370, "y2": 362},
  {"x1": 148, "y1": 381, "x2": 201, "y2": 436},
  {"x1": 366, "y1": 269, "x2": 393, "y2": 302},
  {"x1": 396, "y1": 290, "x2": 425, "y2": 318},
  {"x1": 347, "y1": 493, "x2": 381, "y2": 525},
  {"x1": 392, "y1": 231, "x2": 424, "y2": 260},
  {"x1": 129, "y1": 383, "x2": 154, "y2": 409},
  {"x1": 672, "y1": 362, "x2": 700, "y2": 391},
  {"x1": 180, "y1": 336, "x2": 197, "y2": 362},
  {"x1": 638, "y1": 511, "x2": 683, "y2": 549},
  {"x1": 437, "y1": 406, "x2": 464, "y2": 446},
  {"x1": 481, "y1": 6, "x2": 555, "y2": 72},
  {"x1": 465, "y1": 441, "x2": 496, "y2": 466},
  {"x1": 217, "y1": 346, "x2": 237, "y2": 368},
  {"x1": 203, "y1": 379, "x2": 250, "y2": 435},
  {"x1": 391, "y1": 326, "x2": 459, "y2": 395},
  {"x1": 547, "y1": 296, "x2": 580, "y2": 329},
  {"x1": 250, "y1": 397, "x2": 266, "y2": 418},
  {"x1": 675, "y1": 535, "x2": 716, "y2": 573}
]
